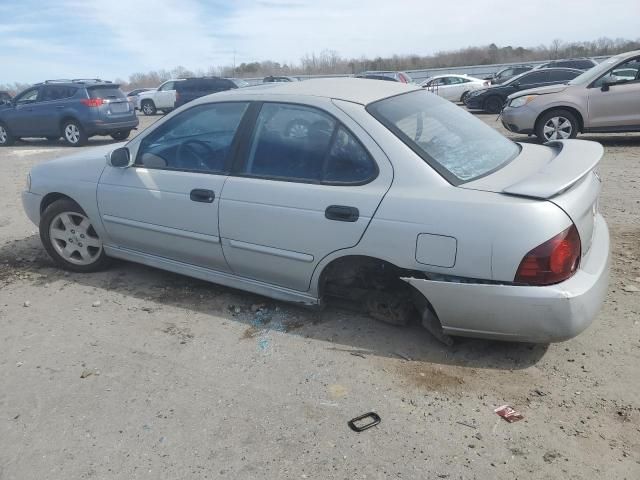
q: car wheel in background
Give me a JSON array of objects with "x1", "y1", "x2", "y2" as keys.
[
  {"x1": 62, "y1": 120, "x2": 87, "y2": 147},
  {"x1": 111, "y1": 130, "x2": 132, "y2": 141},
  {"x1": 535, "y1": 109, "x2": 579, "y2": 142},
  {"x1": 0, "y1": 123, "x2": 14, "y2": 146},
  {"x1": 141, "y1": 100, "x2": 156, "y2": 116},
  {"x1": 483, "y1": 96, "x2": 504, "y2": 114},
  {"x1": 40, "y1": 199, "x2": 111, "y2": 273},
  {"x1": 460, "y1": 91, "x2": 470, "y2": 103},
  {"x1": 285, "y1": 119, "x2": 310, "y2": 138}
]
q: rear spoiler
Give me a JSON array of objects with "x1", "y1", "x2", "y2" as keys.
[{"x1": 502, "y1": 140, "x2": 603, "y2": 199}]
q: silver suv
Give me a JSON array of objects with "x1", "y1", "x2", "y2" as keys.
[{"x1": 501, "y1": 50, "x2": 640, "y2": 141}]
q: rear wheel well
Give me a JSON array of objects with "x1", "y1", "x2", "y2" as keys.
[
  {"x1": 59, "y1": 116, "x2": 80, "y2": 131},
  {"x1": 40, "y1": 193, "x2": 78, "y2": 214},
  {"x1": 318, "y1": 255, "x2": 440, "y2": 328},
  {"x1": 535, "y1": 106, "x2": 584, "y2": 133}
]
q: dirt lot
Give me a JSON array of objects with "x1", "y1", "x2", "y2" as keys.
[{"x1": 1, "y1": 111, "x2": 638, "y2": 480}]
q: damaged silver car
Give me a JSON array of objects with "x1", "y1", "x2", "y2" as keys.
[{"x1": 22, "y1": 79, "x2": 610, "y2": 343}]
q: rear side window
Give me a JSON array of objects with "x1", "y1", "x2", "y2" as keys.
[
  {"x1": 549, "y1": 70, "x2": 580, "y2": 82},
  {"x1": 88, "y1": 87, "x2": 125, "y2": 99},
  {"x1": 518, "y1": 71, "x2": 549, "y2": 85},
  {"x1": 368, "y1": 90, "x2": 519, "y2": 183},
  {"x1": 243, "y1": 103, "x2": 376, "y2": 184},
  {"x1": 40, "y1": 86, "x2": 78, "y2": 101}
]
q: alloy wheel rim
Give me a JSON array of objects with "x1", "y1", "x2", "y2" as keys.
[
  {"x1": 65, "y1": 124, "x2": 80, "y2": 144},
  {"x1": 0, "y1": 126, "x2": 6, "y2": 143},
  {"x1": 49, "y1": 212, "x2": 102, "y2": 265},
  {"x1": 143, "y1": 104, "x2": 153, "y2": 114},
  {"x1": 543, "y1": 116, "x2": 572, "y2": 141}
]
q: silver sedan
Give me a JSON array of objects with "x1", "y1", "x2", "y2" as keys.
[{"x1": 22, "y1": 79, "x2": 610, "y2": 343}]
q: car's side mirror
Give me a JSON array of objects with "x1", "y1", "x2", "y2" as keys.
[
  {"x1": 601, "y1": 83, "x2": 610, "y2": 92},
  {"x1": 108, "y1": 147, "x2": 133, "y2": 168}
]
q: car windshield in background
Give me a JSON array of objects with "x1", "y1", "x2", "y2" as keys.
[
  {"x1": 368, "y1": 90, "x2": 520, "y2": 183},
  {"x1": 88, "y1": 87, "x2": 125, "y2": 99}
]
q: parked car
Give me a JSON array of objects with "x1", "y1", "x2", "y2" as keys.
[
  {"x1": 487, "y1": 65, "x2": 533, "y2": 84},
  {"x1": 421, "y1": 74, "x2": 489, "y2": 102},
  {"x1": 126, "y1": 88, "x2": 152, "y2": 108},
  {"x1": 174, "y1": 77, "x2": 238, "y2": 108},
  {"x1": 0, "y1": 79, "x2": 138, "y2": 147},
  {"x1": 0, "y1": 91, "x2": 12, "y2": 105},
  {"x1": 136, "y1": 79, "x2": 184, "y2": 116},
  {"x1": 355, "y1": 71, "x2": 412, "y2": 83},
  {"x1": 22, "y1": 79, "x2": 609, "y2": 343},
  {"x1": 533, "y1": 58, "x2": 598, "y2": 71},
  {"x1": 502, "y1": 50, "x2": 640, "y2": 141},
  {"x1": 465, "y1": 68, "x2": 582, "y2": 113},
  {"x1": 263, "y1": 76, "x2": 299, "y2": 83}
]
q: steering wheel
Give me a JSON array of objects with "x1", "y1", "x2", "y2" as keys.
[{"x1": 176, "y1": 139, "x2": 216, "y2": 170}]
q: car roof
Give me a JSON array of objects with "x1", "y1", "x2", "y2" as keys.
[{"x1": 199, "y1": 78, "x2": 421, "y2": 105}]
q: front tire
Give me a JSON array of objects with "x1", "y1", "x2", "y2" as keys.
[
  {"x1": 0, "y1": 122, "x2": 14, "y2": 146},
  {"x1": 141, "y1": 100, "x2": 156, "y2": 116},
  {"x1": 111, "y1": 130, "x2": 131, "y2": 141},
  {"x1": 40, "y1": 199, "x2": 111, "y2": 273},
  {"x1": 460, "y1": 91, "x2": 470, "y2": 103},
  {"x1": 62, "y1": 120, "x2": 87, "y2": 146},
  {"x1": 535, "y1": 109, "x2": 579, "y2": 142},
  {"x1": 483, "y1": 96, "x2": 504, "y2": 114}
]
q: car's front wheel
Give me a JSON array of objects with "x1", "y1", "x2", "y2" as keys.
[
  {"x1": 0, "y1": 122, "x2": 14, "y2": 146},
  {"x1": 40, "y1": 199, "x2": 111, "y2": 272},
  {"x1": 62, "y1": 120, "x2": 88, "y2": 146},
  {"x1": 111, "y1": 130, "x2": 132, "y2": 141},
  {"x1": 141, "y1": 100, "x2": 156, "y2": 116},
  {"x1": 535, "y1": 109, "x2": 579, "y2": 142},
  {"x1": 483, "y1": 96, "x2": 504, "y2": 114}
]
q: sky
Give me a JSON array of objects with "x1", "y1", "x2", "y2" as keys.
[{"x1": 1, "y1": 0, "x2": 639, "y2": 84}]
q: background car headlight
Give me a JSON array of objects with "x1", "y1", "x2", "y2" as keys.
[
  {"x1": 25, "y1": 174, "x2": 31, "y2": 191},
  {"x1": 509, "y1": 95, "x2": 537, "y2": 108}
]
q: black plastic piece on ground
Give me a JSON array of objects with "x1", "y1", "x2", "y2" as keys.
[{"x1": 348, "y1": 412, "x2": 381, "y2": 432}]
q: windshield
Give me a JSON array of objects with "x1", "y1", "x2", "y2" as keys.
[
  {"x1": 368, "y1": 90, "x2": 520, "y2": 183},
  {"x1": 567, "y1": 55, "x2": 624, "y2": 85}
]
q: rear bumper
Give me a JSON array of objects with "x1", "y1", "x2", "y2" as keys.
[
  {"x1": 501, "y1": 105, "x2": 538, "y2": 134},
  {"x1": 85, "y1": 118, "x2": 139, "y2": 136},
  {"x1": 404, "y1": 214, "x2": 610, "y2": 343},
  {"x1": 22, "y1": 191, "x2": 42, "y2": 226}
]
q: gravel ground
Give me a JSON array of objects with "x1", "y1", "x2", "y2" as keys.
[{"x1": 0, "y1": 111, "x2": 638, "y2": 480}]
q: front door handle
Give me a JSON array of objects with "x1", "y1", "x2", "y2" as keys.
[
  {"x1": 325, "y1": 205, "x2": 359, "y2": 222},
  {"x1": 190, "y1": 189, "x2": 215, "y2": 203}
]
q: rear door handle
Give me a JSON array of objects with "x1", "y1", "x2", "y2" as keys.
[
  {"x1": 325, "y1": 205, "x2": 359, "y2": 222},
  {"x1": 190, "y1": 189, "x2": 215, "y2": 203}
]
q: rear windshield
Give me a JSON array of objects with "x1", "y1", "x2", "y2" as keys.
[
  {"x1": 367, "y1": 90, "x2": 520, "y2": 183},
  {"x1": 88, "y1": 87, "x2": 125, "y2": 99}
]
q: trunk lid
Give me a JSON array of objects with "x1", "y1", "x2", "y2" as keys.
[{"x1": 461, "y1": 140, "x2": 603, "y2": 254}]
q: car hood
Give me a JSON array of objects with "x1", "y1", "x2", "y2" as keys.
[
  {"x1": 508, "y1": 84, "x2": 568, "y2": 100},
  {"x1": 31, "y1": 143, "x2": 126, "y2": 188},
  {"x1": 137, "y1": 90, "x2": 156, "y2": 99}
]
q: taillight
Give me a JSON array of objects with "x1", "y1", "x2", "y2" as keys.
[
  {"x1": 514, "y1": 224, "x2": 581, "y2": 286},
  {"x1": 81, "y1": 98, "x2": 103, "y2": 107},
  {"x1": 398, "y1": 74, "x2": 408, "y2": 83}
]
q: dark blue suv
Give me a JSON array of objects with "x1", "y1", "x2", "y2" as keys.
[{"x1": 0, "y1": 79, "x2": 139, "y2": 147}]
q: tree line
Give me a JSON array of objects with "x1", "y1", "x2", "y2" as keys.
[{"x1": 2, "y1": 37, "x2": 638, "y2": 93}]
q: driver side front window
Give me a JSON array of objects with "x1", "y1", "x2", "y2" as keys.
[
  {"x1": 16, "y1": 88, "x2": 39, "y2": 105},
  {"x1": 594, "y1": 58, "x2": 640, "y2": 87},
  {"x1": 136, "y1": 102, "x2": 249, "y2": 173}
]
